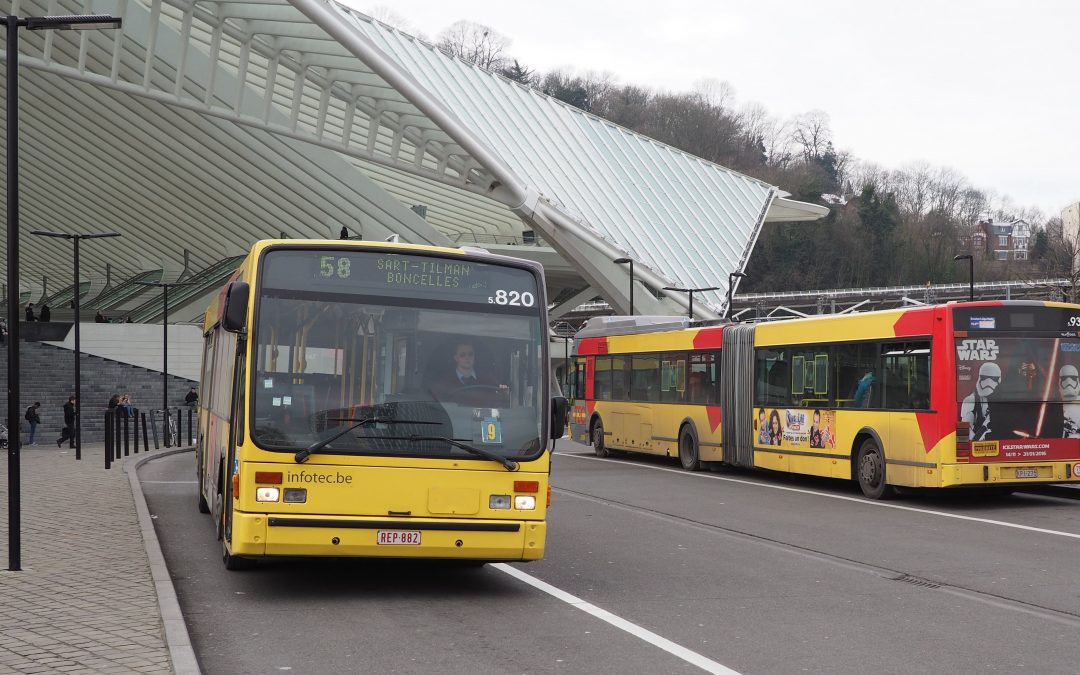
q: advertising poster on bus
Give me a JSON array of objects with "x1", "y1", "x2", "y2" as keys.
[
  {"x1": 955, "y1": 334, "x2": 1080, "y2": 461},
  {"x1": 756, "y1": 407, "x2": 836, "y2": 450}
]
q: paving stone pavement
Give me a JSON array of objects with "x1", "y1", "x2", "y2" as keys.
[{"x1": 0, "y1": 443, "x2": 196, "y2": 674}]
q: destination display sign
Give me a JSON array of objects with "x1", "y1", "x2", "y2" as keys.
[
  {"x1": 954, "y1": 306, "x2": 1080, "y2": 334},
  {"x1": 260, "y1": 248, "x2": 539, "y2": 309}
]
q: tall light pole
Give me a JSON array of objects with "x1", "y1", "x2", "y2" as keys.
[
  {"x1": 727, "y1": 271, "x2": 746, "y2": 321},
  {"x1": 953, "y1": 254, "x2": 974, "y2": 302},
  {"x1": 30, "y1": 230, "x2": 120, "y2": 460},
  {"x1": 663, "y1": 286, "x2": 719, "y2": 320},
  {"x1": 613, "y1": 257, "x2": 634, "y2": 315},
  {"x1": 6, "y1": 13, "x2": 122, "y2": 571},
  {"x1": 136, "y1": 280, "x2": 193, "y2": 445}
]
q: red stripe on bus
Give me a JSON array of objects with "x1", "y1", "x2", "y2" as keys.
[
  {"x1": 693, "y1": 327, "x2": 724, "y2": 350},
  {"x1": 706, "y1": 406, "x2": 722, "y2": 432}
]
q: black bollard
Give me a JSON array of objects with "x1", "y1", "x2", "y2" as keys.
[
  {"x1": 104, "y1": 410, "x2": 113, "y2": 470},
  {"x1": 187, "y1": 406, "x2": 194, "y2": 446},
  {"x1": 142, "y1": 411, "x2": 150, "y2": 452},
  {"x1": 114, "y1": 410, "x2": 123, "y2": 460},
  {"x1": 132, "y1": 409, "x2": 139, "y2": 453},
  {"x1": 123, "y1": 413, "x2": 130, "y2": 457},
  {"x1": 150, "y1": 409, "x2": 160, "y2": 450}
]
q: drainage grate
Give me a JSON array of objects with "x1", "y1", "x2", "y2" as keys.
[{"x1": 892, "y1": 574, "x2": 941, "y2": 589}]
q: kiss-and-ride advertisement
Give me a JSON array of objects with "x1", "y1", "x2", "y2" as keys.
[
  {"x1": 956, "y1": 334, "x2": 1080, "y2": 462},
  {"x1": 757, "y1": 408, "x2": 837, "y2": 450}
]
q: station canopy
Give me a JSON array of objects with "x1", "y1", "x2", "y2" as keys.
[{"x1": 0, "y1": 0, "x2": 826, "y2": 321}]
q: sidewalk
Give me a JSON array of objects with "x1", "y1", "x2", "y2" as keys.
[{"x1": 0, "y1": 443, "x2": 197, "y2": 674}]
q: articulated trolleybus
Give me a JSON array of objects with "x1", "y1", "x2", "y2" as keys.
[
  {"x1": 569, "y1": 301, "x2": 1080, "y2": 498},
  {"x1": 197, "y1": 240, "x2": 567, "y2": 569}
]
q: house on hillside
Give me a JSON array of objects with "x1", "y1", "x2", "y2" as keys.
[{"x1": 961, "y1": 216, "x2": 1031, "y2": 261}]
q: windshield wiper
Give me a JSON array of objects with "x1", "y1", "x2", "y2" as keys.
[
  {"x1": 406, "y1": 436, "x2": 519, "y2": 471},
  {"x1": 294, "y1": 417, "x2": 439, "y2": 463}
]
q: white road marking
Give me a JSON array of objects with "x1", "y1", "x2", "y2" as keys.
[
  {"x1": 141, "y1": 480, "x2": 199, "y2": 484},
  {"x1": 561, "y1": 453, "x2": 1080, "y2": 540},
  {"x1": 493, "y1": 563, "x2": 740, "y2": 675}
]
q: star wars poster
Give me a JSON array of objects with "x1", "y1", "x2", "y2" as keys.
[{"x1": 956, "y1": 336, "x2": 1080, "y2": 460}]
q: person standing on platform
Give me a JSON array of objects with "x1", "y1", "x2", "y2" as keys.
[
  {"x1": 24, "y1": 402, "x2": 41, "y2": 445},
  {"x1": 25, "y1": 303, "x2": 35, "y2": 322},
  {"x1": 39, "y1": 304, "x2": 51, "y2": 322},
  {"x1": 57, "y1": 396, "x2": 76, "y2": 448}
]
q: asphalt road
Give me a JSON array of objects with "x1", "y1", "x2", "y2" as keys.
[{"x1": 139, "y1": 441, "x2": 1080, "y2": 674}]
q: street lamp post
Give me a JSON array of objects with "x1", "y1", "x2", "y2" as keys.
[
  {"x1": 727, "y1": 271, "x2": 746, "y2": 321},
  {"x1": 136, "y1": 281, "x2": 193, "y2": 446},
  {"x1": 953, "y1": 254, "x2": 974, "y2": 302},
  {"x1": 6, "y1": 13, "x2": 122, "y2": 571},
  {"x1": 613, "y1": 257, "x2": 634, "y2": 315},
  {"x1": 663, "y1": 285, "x2": 720, "y2": 320},
  {"x1": 30, "y1": 230, "x2": 121, "y2": 460}
]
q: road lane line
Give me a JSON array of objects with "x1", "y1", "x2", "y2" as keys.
[
  {"x1": 560, "y1": 453, "x2": 1080, "y2": 540},
  {"x1": 492, "y1": 563, "x2": 740, "y2": 675},
  {"x1": 140, "y1": 480, "x2": 199, "y2": 484}
]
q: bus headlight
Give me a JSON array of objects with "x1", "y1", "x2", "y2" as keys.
[
  {"x1": 489, "y1": 495, "x2": 511, "y2": 509},
  {"x1": 514, "y1": 496, "x2": 536, "y2": 510},
  {"x1": 255, "y1": 487, "x2": 280, "y2": 502},
  {"x1": 283, "y1": 488, "x2": 307, "y2": 503}
]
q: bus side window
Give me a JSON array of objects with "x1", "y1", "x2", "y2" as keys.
[
  {"x1": 883, "y1": 341, "x2": 931, "y2": 410},
  {"x1": 754, "y1": 347, "x2": 791, "y2": 406}
]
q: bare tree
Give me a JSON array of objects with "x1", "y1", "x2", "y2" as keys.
[
  {"x1": 368, "y1": 6, "x2": 413, "y2": 32},
  {"x1": 790, "y1": 110, "x2": 832, "y2": 163},
  {"x1": 436, "y1": 20, "x2": 512, "y2": 71}
]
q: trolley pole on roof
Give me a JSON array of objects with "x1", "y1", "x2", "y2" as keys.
[{"x1": 727, "y1": 271, "x2": 746, "y2": 320}]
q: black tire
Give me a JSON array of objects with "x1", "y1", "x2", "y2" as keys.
[
  {"x1": 222, "y1": 538, "x2": 253, "y2": 570},
  {"x1": 679, "y1": 425, "x2": 700, "y2": 471},
  {"x1": 592, "y1": 419, "x2": 610, "y2": 458},
  {"x1": 856, "y1": 438, "x2": 896, "y2": 499},
  {"x1": 198, "y1": 492, "x2": 210, "y2": 514}
]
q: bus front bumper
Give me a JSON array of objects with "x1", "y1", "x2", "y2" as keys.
[
  {"x1": 230, "y1": 512, "x2": 546, "y2": 561},
  {"x1": 941, "y1": 461, "x2": 1080, "y2": 487}
]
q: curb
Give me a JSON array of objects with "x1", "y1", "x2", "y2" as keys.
[{"x1": 125, "y1": 448, "x2": 202, "y2": 675}]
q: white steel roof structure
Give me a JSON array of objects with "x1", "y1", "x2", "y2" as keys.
[{"x1": 1, "y1": 0, "x2": 825, "y2": 320}]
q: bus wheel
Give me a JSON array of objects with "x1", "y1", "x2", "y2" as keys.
[
  {"x1": 222, "y1": 538, "x2": 253, "y2": 571},
  {"x1": 592, "y1": 419, "x2": 610, "y2": 458},
  {"x1": 198, "y1": 491, "x2": 210, "y2": 514},
  {"x1": 679, "y1": 426, "x2": 700, "y2": 471},
  {"x1": 856, "y1": 438, "x2": 896, "y2": 500}
]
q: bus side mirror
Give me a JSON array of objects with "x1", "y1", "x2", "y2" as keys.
[
  {"x1": 550, "y1": 396, "x2": 568, "y2": 440},
  {"x1": 222, "y1": 281, "x2": 249, "y2": 333}
]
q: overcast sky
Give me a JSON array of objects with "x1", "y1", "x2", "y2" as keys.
[{"x1": 360, "y1": 1, "x2": 1077, "y2": 218}]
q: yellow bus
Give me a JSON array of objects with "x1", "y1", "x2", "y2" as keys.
[
  {"x1": 197, "y1": 240, "x2": 566, "y2": 568},
  {"x1": 569, "y1": 302, "x2": 1080, "y2": 498}
]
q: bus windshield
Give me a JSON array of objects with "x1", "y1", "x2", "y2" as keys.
[{"x1": 250, "y1": 249, "x2": 545, "y2": 461}]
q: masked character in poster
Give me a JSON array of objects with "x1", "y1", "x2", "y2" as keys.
[
  {"x1": 960, "y1": 362, "x2": 1001, "y2": 440},
  {"x1": 1051, "y1": 364, "x2": 1080, "y2": 438}
]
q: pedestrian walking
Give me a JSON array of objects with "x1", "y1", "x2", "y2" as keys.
[
  {"x1": 184, "y1": 387, "x2": 198, "y2": 406},
  {"x1": 56, "y1": 396, "x2": 76, "y2": 448},
  {"x1": 95, "y1": 310, "x2": 108, "y2": 323},
  {"x1": 25, "y1": 303, "x2": 35, "y2": 322},
  {"x1": 39, "y1": 304, "x2": 51, "y2": 322},
  {"x1": 24, "y1": 402, "x2": 41, "y2": 445}
]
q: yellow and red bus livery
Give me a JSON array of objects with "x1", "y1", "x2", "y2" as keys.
[{"x1": 569, "y1": 301, "x2": 1080, "y2": 498}]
